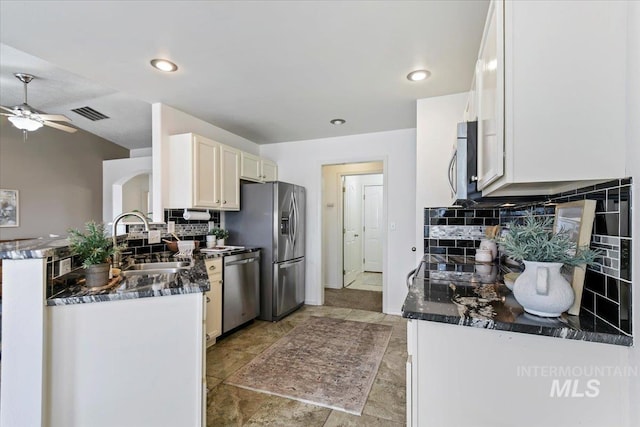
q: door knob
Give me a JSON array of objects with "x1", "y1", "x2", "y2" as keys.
[
  {"x1": 354, "y1": 234, "x2": 359, "y2": 237},
  {"x1": 411, "y1": 247, "x2": 416, "y2": 252}
]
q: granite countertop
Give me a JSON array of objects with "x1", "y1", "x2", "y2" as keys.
[
  {"x1": 46, "y1": 247, "x2": 260, "y2": 306},
  {"x1": 0, "y1": 237, "x2": 71, "y2": 260},
  {"x1": 402, "y1": 254, "x2": 633, "y2": 347}
]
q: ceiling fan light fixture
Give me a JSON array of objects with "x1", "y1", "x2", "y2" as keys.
[
  {"x1": 407, "y1": 69, "x2": 431, "y2": 82},
  {"x1": 150, "y1": 58, "x2": 178, "y2": 72},
  {"x1": 8, "y1": 115, "x2": 43, "y2": 131}
]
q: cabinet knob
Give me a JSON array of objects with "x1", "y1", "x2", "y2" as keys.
[
  {"x1": 215, "y1": 199, "x2": 220, "y2": 204},
  {"x1": 223, "y1": 200, "x2": 227, "y2": 204},
  {"x1": 206, "y1": 296, "x2": 211, "y2": 303}
]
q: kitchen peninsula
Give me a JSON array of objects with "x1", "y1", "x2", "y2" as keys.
[
  {"x1": 403, "y1": 255, "x2": 634, "y2": 427},
  {"x1": 1, "y1": 238, "x2": 208, "y2": 427}
]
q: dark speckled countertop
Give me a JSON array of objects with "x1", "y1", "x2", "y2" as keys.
[
  {"x1": 46, "y1": 248, "x2": 259, "y2": 306},
  {"x1": 0, "y1": 237, "x2": 260, "y2": 306},
  {"x1": 402, "y1": 254, "x2": 633, "y2": 347}
]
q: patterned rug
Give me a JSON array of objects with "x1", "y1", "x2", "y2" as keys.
[{"x1": 224, "y1": 316, "x2": 392, "y2": 415}]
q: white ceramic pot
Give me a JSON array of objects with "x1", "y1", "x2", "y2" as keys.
[
  {"x1": 217, "y1": 239, "x2": 225, "y2": 247},
  {"x1": 206, "y1": 235, "x2": 216, "y2": 248},
  {"x1": 479, "y1": 239, "x2": 498, "y2": 259},
  {"x1": 513, "y1": 261, "x2": 574, "y2": 317},
  {"x1": 475, "y1": 249, "x2": 493, "y2": 263}
]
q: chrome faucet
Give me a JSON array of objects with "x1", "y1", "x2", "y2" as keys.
[{"x1": 111, "y1": 211, "x2": 150, "y2": 268}]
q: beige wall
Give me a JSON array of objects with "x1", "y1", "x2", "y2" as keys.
[{"x1": 0, "y1": 120, "x2": 129, "y2": 240}]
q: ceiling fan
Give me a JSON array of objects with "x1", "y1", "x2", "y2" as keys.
[{"x1": 1, "y1": 73, "x2": 77, "y2": 138}]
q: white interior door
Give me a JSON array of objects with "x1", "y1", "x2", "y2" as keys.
[
  {"x1": 363, "y1": 185, "x2": 383, "y2": 272},
  {"x1": 343, "y1": 178, "x2": 361, "y2": 286}
]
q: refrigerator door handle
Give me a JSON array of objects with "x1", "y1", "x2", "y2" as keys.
[
  {"x1": 279, "y1": 258, "x2": 304, "y2": 269},
  {"x1": 291, "y1": 192, "x2": 298, "y2": 250}
]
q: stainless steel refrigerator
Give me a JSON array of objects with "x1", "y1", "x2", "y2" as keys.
[{"x1": 225, "y1": 181, "x2": 305, "y2": 321}]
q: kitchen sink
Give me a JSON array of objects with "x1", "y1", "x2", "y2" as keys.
[{"x1": 121, "y1": 261, "x2": 192, "y2": 276}]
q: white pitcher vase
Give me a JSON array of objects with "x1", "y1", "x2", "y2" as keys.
[{"x1": 513, "y1": 261, "x2": 574, "y2": 317}]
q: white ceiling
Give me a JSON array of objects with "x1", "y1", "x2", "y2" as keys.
[{"x1": 0, "y1": 1, "x2": 488, "y2": 150}]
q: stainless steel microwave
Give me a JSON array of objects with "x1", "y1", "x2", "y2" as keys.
[{"x1": 448, "y1": 121, "x2": 480, "y2": 206}]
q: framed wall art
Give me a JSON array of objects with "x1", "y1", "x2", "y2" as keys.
[
  {"x1": 553, "y1": 199, "x2": 597, "y2": 316},
  {"x1": 0, "y1": 189, "x2": 19, "y2": 227}
]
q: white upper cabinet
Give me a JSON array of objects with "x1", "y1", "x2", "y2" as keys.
[
  {"x1": 167, "y1": 133, "x2": 241, "y2": 211},
  {"x1": 260, "y1": 159, "x2": 278, "y2": 182},
  {"x1": 240, "y1": 152, "x2": 261, "y2": 182},
  {"x1": 219, "y1": 144, "x2": 240, "y2": 210},
  {"x1": 167, "y1": 133, "x2": 221, "y2": 209},
  {"x1": 476, "y1": 0, "x2": 504, "y2": 191},
  {"x1": 476, "y1": 0, "x2": 626, "y2": 196},
  {"x1": 240, "y1": 152, "x2": 278, "y2": 182}
]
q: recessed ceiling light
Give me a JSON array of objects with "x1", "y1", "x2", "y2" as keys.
[
  {"x1": 150, "y1": 58, "x2": 178, "y2": 72},
  {"x1": 330, "y1": 119, "x2": 346, "y2": 125},
  {"x1": 407, "y1": 69, "x2": 431, "y2": 82}
]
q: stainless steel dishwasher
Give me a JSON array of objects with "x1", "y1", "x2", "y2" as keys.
[{"x1": 223, "y1": 251, "x2": 261, "y2": 333}]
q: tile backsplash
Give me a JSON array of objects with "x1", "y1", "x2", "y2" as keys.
[
  {"x1": 423, "y1": 178, "x2": 633, "y2": 337},
  {"x1": 124, "y1": 209, "x2": 220, "y2": 258}
]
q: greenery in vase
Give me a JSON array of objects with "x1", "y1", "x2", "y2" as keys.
[
  {"x1": 209, "y1": 227, "x2": 229, "y2": 240},
  {"x1": 68, "y1": 221, "x2": 118, "y2": 268},
  {"x1": 500, "y1": 213, "x2": 600, "y2": 267}
]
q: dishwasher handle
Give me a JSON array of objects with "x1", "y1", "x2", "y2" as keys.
[{"x1": 225, "y1": 256, "x2": 260, "y2": 267}]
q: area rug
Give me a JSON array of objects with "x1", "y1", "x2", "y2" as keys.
[
  {"x1": 324, "y1": 288, "x2": 382, "y2": 312},
  {"x1": 224, "y1": 316, "x2": 392, "y2": 415}
]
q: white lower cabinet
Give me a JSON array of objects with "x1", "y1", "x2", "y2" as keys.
[{"x1": 204, "y1": 258, "x2": 223, "y2": 345}]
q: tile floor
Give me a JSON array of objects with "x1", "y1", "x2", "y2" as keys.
[
  {"x1": 346, "y1": 272, "x2": 383, "y2": 292},
  {"x1": 206, "y1": 305, "x2": 407, "y2": 426}
]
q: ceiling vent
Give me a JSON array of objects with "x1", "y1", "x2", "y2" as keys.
[{"x1": 71, "y1": 106, "x2": 109, "y2": 121}]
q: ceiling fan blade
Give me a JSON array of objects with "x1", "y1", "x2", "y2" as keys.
[
  {"x1": 37, "y1": 114, "x2": 71, "y2": 122},
  {"x1": 1, "y1": 113, "x2": 13, "y2": 116},
  {"x1": 43, "y1": 121, "x2": 77, "y2": 133},
  {"x1": 1, "y1": 105, "x2": 16, "y2": 114}
]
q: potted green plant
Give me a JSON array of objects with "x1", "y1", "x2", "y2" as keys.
[
  {"x1": 500, "y1": 214, "x2": 600, "y2": 317},
  {"x1": 68, "y1": 221, "x2": 118, "y2": 287},
  {"x1": 210, "y1": 227, "x2": 230, "y2": 247}
]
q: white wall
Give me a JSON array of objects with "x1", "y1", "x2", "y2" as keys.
[
  {"x1": 261, "y1": 129, "x2": 416, "y2": 315},
  {"x1": 151, "y1": 103, "x2": 260, "y2": 222},
  {"x1": 322, "y1": 163, "x2": 383, "y2": 289},
  {"x1": 102, "y1": 156, "x2": 152, "y2": 223},
  {"x1": 415, "y1": 92, "x2": 467, "y2": 263},
  {"x1": 625, "y1": 1, "x2": 640, "y2": 424}
]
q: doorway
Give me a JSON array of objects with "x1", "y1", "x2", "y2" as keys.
[
  {"x1": 321, "y1": 162, "x2": 385, "y2": 313},
  {"x1": 343, "y1": 174, "x2": 383, "y2": 292}
]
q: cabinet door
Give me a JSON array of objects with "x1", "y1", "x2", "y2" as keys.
[
  {"x1": 204, "y1": 259, "x2": 222, "y2": 344},
  {"x1": 476, "y1": 0, "x2": 504, "y2": 191},
  {"x1": 219, "y1": 144, "x2": 240, "y2": 210},
  {"x1": 193, "y1": 136, "x2": 220, "y2": 208},
  {"x1": 240, "y1": 152, "x2": 261, "y2": 182},
  {"x1": 463, "y1": 74, "x2": 477, "y2": 122},
  {"x1": 260, "y1": 159, "x2": 278, "y2": 182}
]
